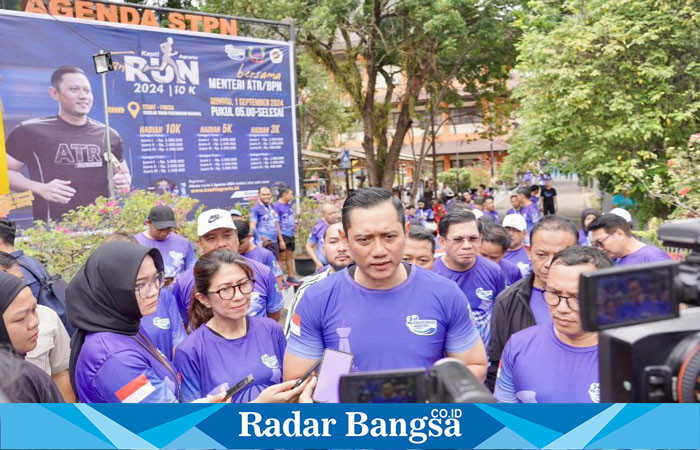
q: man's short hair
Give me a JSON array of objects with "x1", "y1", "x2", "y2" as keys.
[
  {"x1": 587, "y1": 214, "x2": 632, "y2": 237},
  {"x1": 408, "y1": 226, "x2": 436, "y2": 253},
  {"x1": 233, "y1": 220, "x2": 250, "y2": 240},
  {"x1": 473, "y1": 196, "x2": 486, "y2": 206},
  {"x1": 0, "y1": 251, "x2": 17, "y2": 270},
  {"x1": 438, "y1": 211, "x2": 479, "y2": 237},
  {"x1": 551, "y1": 245, "x2": 613, "y2": 271},
  {"x1": 0, "y1": 219, "x2": 16, "y2": 247},
  {"x1": 530, "y1": 185, "x2": 540, "y2": 193},
  {"x1": 479, "y1": 184, "x2": 487, "y2": 189},
  {"x1": 341, "y1": 188, "x2": 404, "y2": 232},
  {"x1": 516, "y1": 186, "x2": 531, "y2": 199},
  {"x1": 50, "y1": 65, "x2": 86, "y2": 90},
  {"x1": 258, "y1": 186, "x2": 271, "y2": 194},
  {"x1": 278, "y1": 186, "x2": 292, "y2": 197},
  {"x1": 481, "y1": 223, "x2": 510, "y2": 252},
  {"x1": 510, "y1": 194, "x2": 518, "y2": 200},
  {"x1": 530, "y1": 215, "x2": 579, "y2": 244}
]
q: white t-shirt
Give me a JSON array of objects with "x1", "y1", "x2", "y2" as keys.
[{"x1": 25, "y1": 305, "x2": 70, "y2": 375}]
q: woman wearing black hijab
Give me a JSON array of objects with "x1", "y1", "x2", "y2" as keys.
[
  {"x1": 0, "y1": 271, "x2": 63, "y2": 402},
  {"x1": 68, "y1": 242, "x2": 184, "y2": 403},
  {"x1": 579, "y1": 208, "x2": 601, "y2": 246}
]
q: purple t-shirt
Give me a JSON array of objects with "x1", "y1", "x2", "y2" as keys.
[
  {"x1": 172, "y1": 256, "x2": 283, "y2": 324},
  {"x1": 174, "y1": 317, "x2": 286, "y2": 403},
  {"x1": 432, "y1": 256, "x2": 505, "y2": 347},
  {"x1": 495, "y1": 323, "x2": 599, "y2": 403},
  {"x1": 250, "y1": 202, "x2": 279, "y2": 243},
  {"x1": 617, "y1": 245, "x2": 671, "y2": 266},
  {"x1": 273, "y1": 201, "x2": 295, "y2": 237},
  {"x1": 141, "y1": 289, "x2": 187, "y2": 360},
  {"x1": 484, "y1": 210, "x2": 500, "y2": 223},
  {"x1": 520, "y1": 203, "x2": 541, "y2": 233},
  {"x1": 505, "y1": 208, "x2": 521, "y2": 216},
  {"x1": 134, "y1": 232, "x2": 196, "y2": 280},
  {"x1": 499, "y1": 259, "x2": 523, "y2": 287},
  {"x1": 287, "y1": 265, "x2": 480, "y2": 371},
  {"x1": 529, "y1": 287, "x2": 551, "y2": 325},
  {"x1": 578, "y1": 229, "x2": 590, "y2": 246},
  {"x1": 76, "y1": 327, "x2": 179, "y2": 403},
  {"x1": 503, "y1": 246, "x2": 531, "y2": 277},
  {"x1": 244, "y1": 246, "x2": 283, "y2": 278},
  {"x1": 308, "y1": 219, "x2": 329, "y2": 265}
]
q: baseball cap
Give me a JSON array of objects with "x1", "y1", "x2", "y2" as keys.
[
  {"x1": 147, "y1": 205, "x2": 177, "y2": 230},
  {"x1": 229, "y1": 209, "x2": 243, "y2": 217},
  {"x1": 471, "y1": 208, "x2": 484, "y2": 219},
  {"x1": 502, "y1": 214, "x2": 527, "y2": 232},
  {"x1": 198, "y1": 209, "x2": 237, "y2": 237},
  {"x1": 609, "y1": 208, "x2": 632, "y2": 223}
]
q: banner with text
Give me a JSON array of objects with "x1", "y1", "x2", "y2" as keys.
[{"x1": 0, "y1": 10, "x2": 298, "y2": 226}]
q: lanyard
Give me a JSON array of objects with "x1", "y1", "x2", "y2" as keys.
[{"x1": 131, "y1": 330, "x2": 182, "y2": 402}]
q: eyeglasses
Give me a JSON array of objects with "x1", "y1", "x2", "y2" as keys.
[
  {"x1": 593, "y1": 233, "x2": 613, "y2": 249},
  {"x1": 134, "y1": 272, "x2": 164, "y2": 297},
  {"x1": 207, "y1": 279, "x2": 255, "y2": 300},
  {"x1": 445, "y1": 236, "x2": 481, "y2": 246},
  {"x1": 543, "y1": 289, "x2": 580, "y2": 311}
]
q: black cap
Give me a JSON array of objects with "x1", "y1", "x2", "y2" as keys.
[{"x1": 147, "y1": 205, "x2": 177, "y2": 230}]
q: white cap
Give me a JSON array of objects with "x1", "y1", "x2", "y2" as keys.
[
  {"x1": 502, "y1": 213, "x2": 527, "y2": 231},
  {"x1": 198, "y1": 209, "x2": 237, "y2": 237},
  {"x1": 609, "y1": 208, "x2": 632, "y2": 223},
  {"x1": 471, "y1": 208, "x2": 484, "y2": 219}
]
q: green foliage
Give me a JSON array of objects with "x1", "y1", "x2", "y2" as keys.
[
  {"x1": 438, "y1": 168, "x2": 472, "y2": 192},
  {"x1": 507, "y1": 0, "x2": 700, "y2": 222},
  {"x1": 17, "y1": 192, "x2": 202, "y2": 281},
  {"x1": 293, "y1": 196, "x2": 321, "y2": 256}
]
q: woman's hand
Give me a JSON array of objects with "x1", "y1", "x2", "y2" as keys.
[{"x1": 298, "y1": 376, "x2": 317, "y2": 403}]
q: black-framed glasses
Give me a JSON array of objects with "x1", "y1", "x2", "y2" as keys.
[
  {"x1": 134, "y1": 272, "x2": 164, "y2": 297},
  {"x1": 543, "y1": 289, "x2": 580, "y2": 311},
  {"x1": 593, "y1": 233, "x2": 613, "y2": 249},
  {"x1": 207, "y1": 279, "x2": 255, "y2": 300},
  {"x1": 446, "y1": 236, "x2": 481, "y2": 246}
]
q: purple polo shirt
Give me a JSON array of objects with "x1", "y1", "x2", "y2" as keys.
[
  {"x1": 503, "y1": 246, "x2": 532, "y2": 277},
  {"x1": 499, "y1": 259, "x2": 523, "y2": 287},
  {"x1": 617, "y1": 245, "x2": 671, "y2": 266}
]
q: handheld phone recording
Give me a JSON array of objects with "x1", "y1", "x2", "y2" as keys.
[
  {"x1": 312, "y1": 349, "x2": 354, "y2": 403},
  {"x1": 223, "y1": 374, "x2": 254, "y2": 402}
]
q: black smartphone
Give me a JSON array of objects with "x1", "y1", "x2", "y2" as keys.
[
  {"x1": 223, "y1": 374, "x2": 254, "y2": 401},
  {"x1": 294, "y1": 359, "x2": 322, "y2": 389}
]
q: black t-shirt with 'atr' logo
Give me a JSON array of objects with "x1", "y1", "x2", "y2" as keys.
[{"x1": 6, "y1": 115, "x2": 124, "y2": 222}]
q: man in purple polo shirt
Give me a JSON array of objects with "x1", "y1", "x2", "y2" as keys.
[
  {"x1": 402, "y1": 226, "x2": 436, "y2": 270},
  {"x1": 483, "y1": 197, "x2": 499, "y2": 223},
  {"x1": 250, "y1": 186, "x2": 285, "y2": 258},
  {"x1": 433, "y1": 211, "x2": 505, "y2": 347},
  {"x1": 479, "y1": 223, "x2": 522, "y2": 287},
  {"x1": 487, "y1": 215, "x2": 579, "y2": 390},
  {"x1": 284, "y1": 188, "x2": 486, "y2": 381},
  {"x1": 506, "y1": 194, "x2": 521, "y2": 215},
  {"x1": 273, "y1": 186, "x2": 301, "y2": 285},
  {"x1": 495, "y1": 246, "x2": 613, "y2": 402},
  {"x1": 135, "y1": 205, "x2": 196, "y2": 284},
  {"x1": 502, "y1": 214, "x2": 531, "y2": 277},
  {"x1": 235, "y1": 219, "x2": 284, "y2": 290},
  {"x1": 588, "y1": 214, "x2": 670, "y2": 265},
  {"x1": 516, "y1": 186, "x2": 541, "y2": 236},
  {"x1": 171, "y1": 209, "x2": 283, "y2": 324},
  {"x1": 305, "y1": 203, "x2": 341, "y2": 271}
]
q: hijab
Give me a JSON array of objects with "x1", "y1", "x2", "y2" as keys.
[
  {"x1": 580, "y1": 208, "x2": 601, "y2": 231},
  {"x1": 67, "y1": 242, "x2": 164, "y2": 396},
  {"x1": 0, "y1": 271, "x2": 30, "y2": 355}
]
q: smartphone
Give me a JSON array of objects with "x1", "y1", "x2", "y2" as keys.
[
  {"x1": 312, "y1": 349, "x2": 354, "y2": 403},
  {"x1": 223, "y1": 374, "x2": 254, "y2": 402},
  {"x1": 294, "y1": 359, "x2": 322, "y2": 389}
]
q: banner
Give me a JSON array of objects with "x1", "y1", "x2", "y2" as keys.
[
  {"x1": 1, "y1": 403, "x2": 699, "y2": 449},
  {"x1": 0, "y1": 9, "x2": 298, "y2": 226}
]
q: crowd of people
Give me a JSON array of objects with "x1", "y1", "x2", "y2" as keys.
[{"x1": 0, "y1": 177, "x2": 674, "y2": 404}]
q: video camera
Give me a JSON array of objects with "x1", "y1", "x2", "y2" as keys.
[
  {"x1": 338, "y1": 358, "x2": 495, "y2": 403},
  {"x1": 579, "y1": 218, "x2": 700, "y2": 402}
]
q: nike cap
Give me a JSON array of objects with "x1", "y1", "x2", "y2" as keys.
[
  {"x1": 609, "y1": 207, "x2": 632, "y2": 223},
  {"x1": 198, "y1": 209, "x2": 237, "y2": 237},
  {"x1": 502, "y1": 214, "x2": 527, "y2": 232},
  {"x1": 147, "y1": 205, "x2": 177, "y2": 230}
]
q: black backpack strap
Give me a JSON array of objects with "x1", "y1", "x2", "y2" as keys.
[{"x1": 16, "y1": 257, "x2": 48, "y2": 285}]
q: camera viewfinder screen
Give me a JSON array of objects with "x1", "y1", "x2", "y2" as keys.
[
  {"x1": 594, "y1": 266, "x2": 675, "y2": 328},
  {"x1": 346, "y1": 375, "x2": 424, "y2": 403}
]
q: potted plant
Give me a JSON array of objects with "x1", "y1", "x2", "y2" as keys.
[{"x1": 293, "y1": 196, "x2": 321, "y2": 276}]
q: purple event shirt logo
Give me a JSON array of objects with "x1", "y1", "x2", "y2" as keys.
[{"x1": 405, "y1": 315, "x2": 438, "y2": 336}]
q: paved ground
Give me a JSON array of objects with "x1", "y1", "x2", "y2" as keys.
[{"x1": 495, "y1": 176, "x2": 590, "y2": 225}]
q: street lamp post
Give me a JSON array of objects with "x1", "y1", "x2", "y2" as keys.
[{"x1": 93, "y1": 51, "x2": 116, "y2": 198}]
